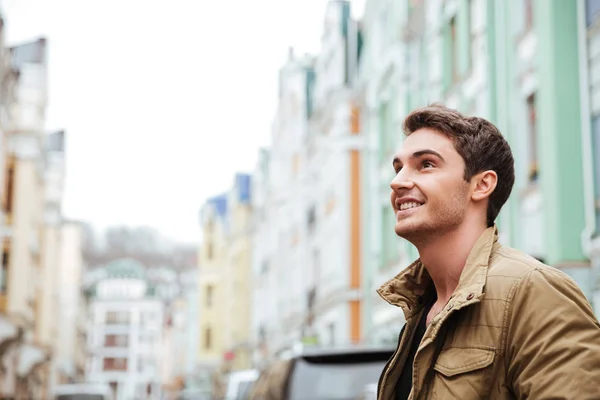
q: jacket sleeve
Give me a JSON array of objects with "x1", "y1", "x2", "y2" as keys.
[{"x1": 505, "y1": 267, "x2": 600, "y2": 399}]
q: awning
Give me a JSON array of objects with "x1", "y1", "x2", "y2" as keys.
[{"x1": 16, "y1": 344, "x2": 48, "y2": 377}]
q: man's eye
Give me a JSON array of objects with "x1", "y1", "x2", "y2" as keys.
[{"x1": 422, "y1": 160, "x2": 434, "y2": 168}]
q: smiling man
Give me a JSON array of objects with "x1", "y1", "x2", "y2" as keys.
[{"x1": 376, "y1": 104, "x2": 600, "y2": 400}]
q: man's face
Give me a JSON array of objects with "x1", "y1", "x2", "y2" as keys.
[{"x1": 390, "y1": 128, "x2": 471, "y2": 242}]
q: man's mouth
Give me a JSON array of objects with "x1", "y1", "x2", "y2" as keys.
[{"x1": 399, "y1": 202, "x2": 422, "y2": 211}]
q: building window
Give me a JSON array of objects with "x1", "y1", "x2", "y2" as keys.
[
  {"x1": 206, "y1": 242, "x2": 213, "y2": 260},
  {"x1": 329, "y1": 323, "x2": 336, "y2": 346},
  {"x1": 306, "y1": 287, "x2": 317, "y2": 328},
  {"x1": 206, "y1": 285, "x2": 213, "y2": 307},
  {"x1": 450, "y1": 16, "x2": 458, "y2": 84},
  {"x1": 379, "y1": 100, "x2": 393, "y2": 159},
  {"x1": 260, "y1": 260, "x2": 269, "y2": 275},
  {"x1": 259, "y1": 326, "x2": 266, "y2": 342},
  {"x1": 466, "y1": 0, "x2": 474, "y2": 72},
  {"x1": 104, "y1": 334, "x2": 128, "y2": 347},
  {"x1": 5, "y1": 162, "x2": 14, "y2": 218},
  {"x1": 312, "y1": 249, "x2": 320, "y2": 285},
  {"x1": 526, "y1": 93, "x2": 538, "y2": 183},
  {"x1": 106, "y1": 311, "x2": 129, "y2": 325},
  {"x1": 307, "y1": 206, "x2": 316, "y2": 233},
  {"x1": 586, "y1": 0, "x2": 600, "y2": 26},
  {"x1": 204, "y1": 327, "x2": 212, "y2": 350},
  {"x1": 0, "y1": 248, "x2": 8, "y2": 295},
  {"x1": 103, "y1": 357, "x2": 128, "y2": 371},
  {"x1": 524, "y1": 0, "x2": 534, "y2": 30}
]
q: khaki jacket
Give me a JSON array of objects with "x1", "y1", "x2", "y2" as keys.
[{"x1": 377, "y1": 225, "x2": 600, "y2": 399}]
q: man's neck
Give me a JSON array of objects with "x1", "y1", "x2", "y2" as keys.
[{"x1": 416, "y1": 221, "x2": 487, "y2": 304}]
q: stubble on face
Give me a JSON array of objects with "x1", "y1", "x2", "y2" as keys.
[
  {"x1": 394, "y1": 176, "x2": 470, "y2": 245},
  {"x1": 390, "y1": 128, "x2": 474, "y2": 246}
]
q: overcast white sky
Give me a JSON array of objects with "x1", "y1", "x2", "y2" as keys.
[{"x1": 1, "y1": 0, "x2": 364, "y2": 244}]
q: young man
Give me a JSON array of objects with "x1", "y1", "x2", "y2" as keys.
[{"x1": 377, "y1": 104, "x2": 600, "y2": 400}]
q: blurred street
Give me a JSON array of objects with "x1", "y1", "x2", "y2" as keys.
[{"x1": 0, "y1": 0, "x2": 600, "y2": 399}]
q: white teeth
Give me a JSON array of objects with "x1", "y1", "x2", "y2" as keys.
[{"x1": 400, "y1": 202, "x2": 421, "y2": 211}]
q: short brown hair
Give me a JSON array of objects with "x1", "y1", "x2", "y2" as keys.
[{"x1": 403, "y1": 103, "x2": 515, "y2": 227}]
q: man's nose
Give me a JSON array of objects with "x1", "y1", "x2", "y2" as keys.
[{"x1": 390, "y1": 171, "x2": 414, "y2": 192}]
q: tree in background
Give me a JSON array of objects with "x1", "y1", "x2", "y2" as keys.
[{"x1": 80, "y1": 223, "x2": 196, "y2": 270}]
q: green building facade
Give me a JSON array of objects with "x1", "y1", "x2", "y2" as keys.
[{"x1": 359, "y1": 0, "x2": 595, "y2": 345}]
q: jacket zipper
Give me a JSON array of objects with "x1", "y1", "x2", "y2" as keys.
[{"x1": 377, "y1": 324, "x2": 407, "y2": 400}]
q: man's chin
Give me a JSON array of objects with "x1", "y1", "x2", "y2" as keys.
[
  {"x1": 394, "y1": 224, "x2": 417, "y2": 239},
  {"x1": 394, "y1": 222, "x2": 428, "y2": 242}
]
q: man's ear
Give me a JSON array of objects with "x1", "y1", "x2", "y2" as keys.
[{"x1": 471, "y1": 170, "x2": 497, "y2": 202}]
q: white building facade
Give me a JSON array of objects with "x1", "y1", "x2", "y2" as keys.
[
  {"x1": 183, "y1": 269, "x2": 200, "y2": 382},
  {"x1": 84, "y1": 260, "x2": 164, "y2": 400},
  {"x1": 251, "y1": 0, "x2": 364, "y2": 363},
  {"x1": 300, "y1": 0, "x2": 363, "y2": 349},
  {"x1": 250, "y1": 49, "x2": 314, "y2": 362}
]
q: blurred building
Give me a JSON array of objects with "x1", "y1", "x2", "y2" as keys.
[
  {"x1": 251, "y1": 0, "x2": 364, "y2": 361},
  {"x1": 197, "y1": 173, "x2": 253, "y2": 395},
  {"x1": 157, "y1": 267, "x2": 201, "y2": 394},
  {"x1": 142, "y1": 266, "x2": 187, "y2": 397},
  {"x1": 492, "y1": 0, "x2": 588, "y2": 295},
  {"x1": 223, "y1": 173, "x2": 253, "y2": 371},
  {"x1": 180, "y1": 268, "x2": 200, "y2": 389},
  {"x1": 197, "y1": 193, "x2": 228, "y2": 395},
  {"x1": 55, "y1": 221, "x2": 87, "y2": 384},
  {"x1": 160, "y1": 296, "x2": 186, "y2": 396},
  {"x1": 0, "y1": 12, "x2": 21, "y2": 397},
  {"x1": 84, "y1": 259, "x2": 165, "y2": 400},
  {"x1": 358, "y1": 0, "x2": 415, "y2": 345},
  {"x1": 250, "y1": 47, "x2": 316, "y2": 362},
  {"x1": 302, "y1": 0, "x2": 363, "y2": 349},
  {"x1": 579, "y1": 0, "x2": 600, "y2": 313},
  {"x1": 356, "y1": 0, "x2": 597, "y2": 344},
  {"x1": 249, "y1": 148, "x2": 273, "y2": 366},
  {"x1": 38, "y1": 128, "x2": 66, "y2": 394},
  {"x1": 0, "y1": 36, "x2": 63, "y2": 398}
]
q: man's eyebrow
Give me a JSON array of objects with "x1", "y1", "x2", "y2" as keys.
[
  {"x1": 392, "y1": 149, "x2": 446, "y2": 166},
  {"x1": 412, "y1": 149, "x2": 445, "y2": 162}
]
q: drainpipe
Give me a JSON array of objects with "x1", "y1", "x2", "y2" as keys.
[{"x1": 577, "y1": 0, "x2": 596, "y2": 258}]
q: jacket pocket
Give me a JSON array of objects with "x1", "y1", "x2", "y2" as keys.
[{"x1": 431, "y1": 347, "x2": 496, "y2": 399}]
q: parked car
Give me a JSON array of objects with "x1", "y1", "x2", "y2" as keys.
[
  {"x1": 225, "y1": 369, "x2": 259, "y2": 400},
  {"x1": 356, "y1": 383, "x2": 378, "y2": 400},
  {"x1": 249, "y1": 345, "x2": 394, "y2": 400},
  {"x1": 52, "y1": 383, "x2": 113, "y2": 400}
]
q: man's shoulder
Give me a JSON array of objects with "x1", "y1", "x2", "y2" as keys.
[
  {"x1": 489, "y1": 245, "x2": 557, "y2": 278},
  {"x1": 484, "y1": 245, "x2": 577, "y2": 297},
  {"x1": 486, "y1": 246, "x2": 572, "y2": 297}
]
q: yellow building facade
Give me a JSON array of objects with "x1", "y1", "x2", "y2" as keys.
[
  {"x1": 197, "y1": 173, "x2": 253, "y2": 395},
  {"x1": 0, "y1": 32, "x2": 80, "y2": 398},
  {"x1": 0, "y1": 36, "x2": 54, "y2": 398}
]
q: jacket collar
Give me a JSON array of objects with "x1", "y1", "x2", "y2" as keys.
[{"x1": 376, "y1": 225, "x2": 500, "y2": 319}]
